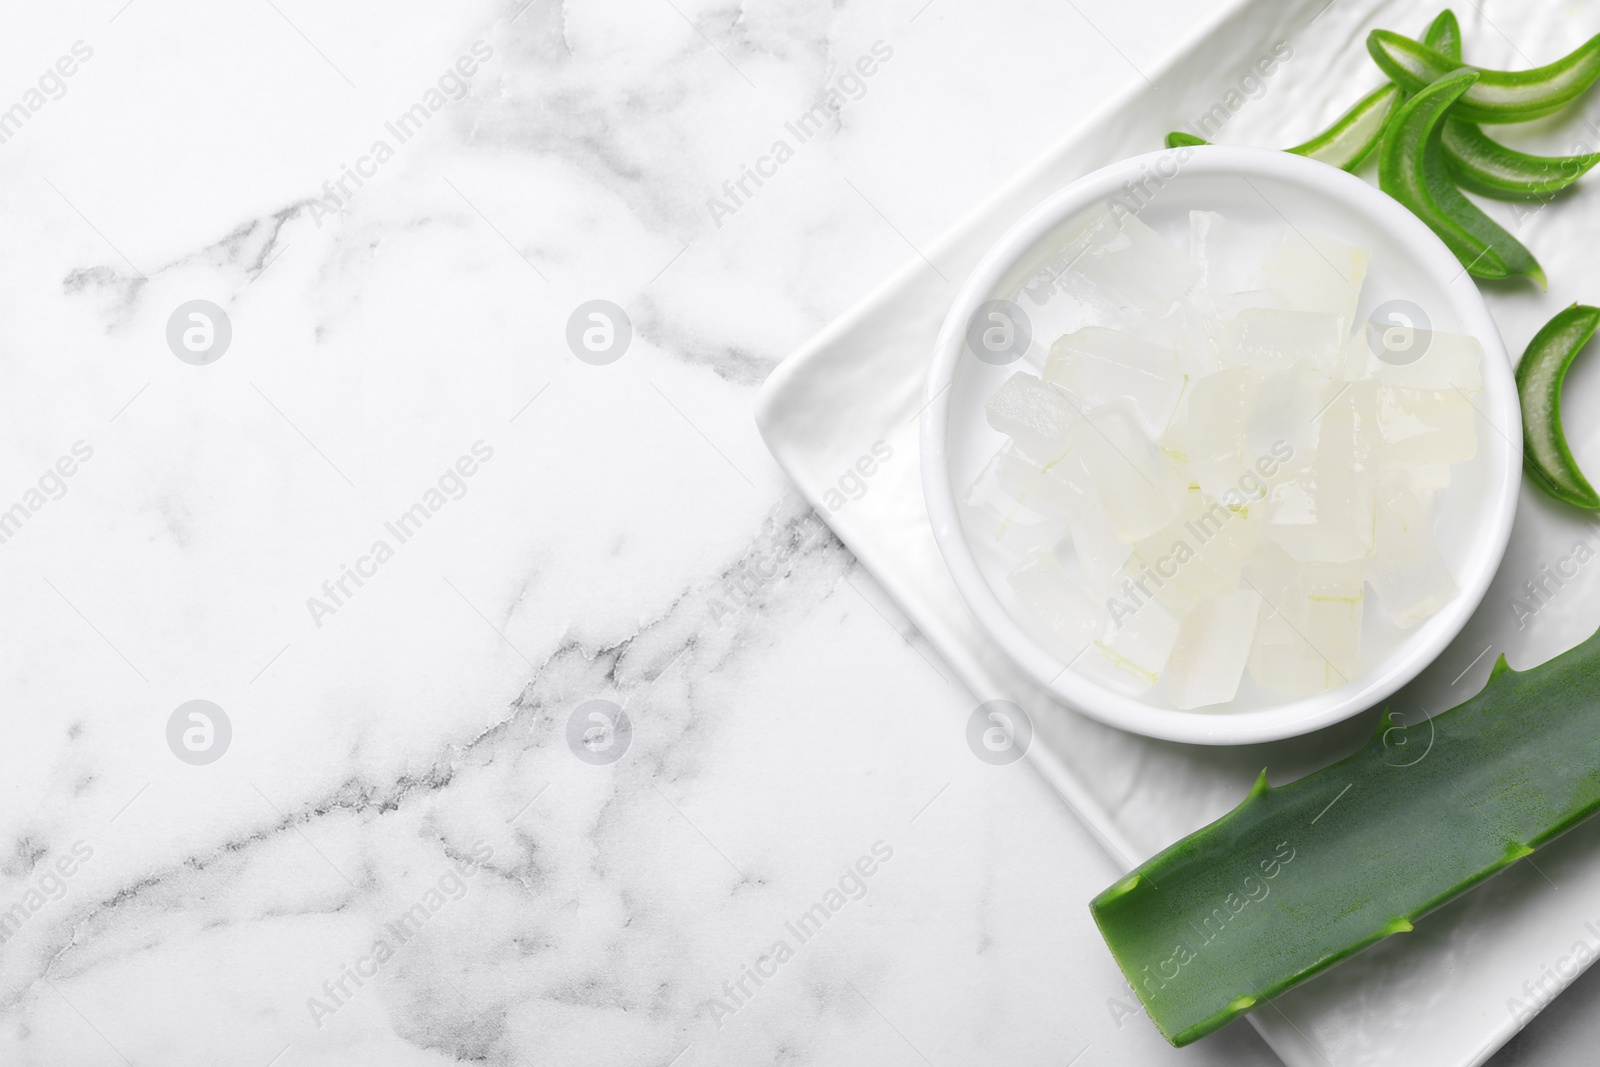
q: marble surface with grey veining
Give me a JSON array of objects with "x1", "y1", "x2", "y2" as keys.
[{"x1": 0, "y1": 0, "x2": 1591, "y2": 1063}]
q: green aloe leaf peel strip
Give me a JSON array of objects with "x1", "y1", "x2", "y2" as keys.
[
  {"x1": 1163, "y1": 9, "x2": 1600, "y2": 283},
  {"x1": 1377, "y1": 69, "x2": 1545, "y2": 285},
  {"x1": 1517, "y1": 305, "x2": 1600, "y2": 509},
  {"x1": 1368, "y1": 28, "x2": 1600, "y2": 124}
]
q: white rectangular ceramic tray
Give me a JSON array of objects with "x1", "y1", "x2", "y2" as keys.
[{"x1": 755, "y1": 0, "x2": 1600, "y2": 1063}]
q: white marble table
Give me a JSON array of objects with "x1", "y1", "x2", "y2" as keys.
[{"x1": 0, "y1": 1, "x2": 1584, "y2": 1063}]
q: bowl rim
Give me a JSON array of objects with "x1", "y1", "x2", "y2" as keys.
[{"x1": 919, "y1": 145, "x2": 1522, "y2": 746}]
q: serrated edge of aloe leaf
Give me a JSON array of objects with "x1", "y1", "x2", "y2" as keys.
[
  {"x1": 1368, "y1": 29, "x2": 1600, "y2": 123},
  {"x1": 1378, "y1": 69, "x2": 1516, "y2": 280},
  {"x1": 1516, "y1": 304, "x2": 1600, "y2": 509},
  {"x1": 1286, "y1": 83, "x2": 1401, "y2": 171},
  {"x1": 1089, "y1": 628, "x2": 1600, "y2": 1047},
  {"x1": 1442, "y1": 117, "x2": 1600, "y2": 200}
]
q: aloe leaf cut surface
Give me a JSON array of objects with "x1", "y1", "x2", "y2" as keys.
[
  {"x1": 1286, "y1": 83, "x2": 1401, "y2": 171},
  {"x1": 1161, "y1": 12, "x2": 1439, "y2": 167},
  {"x1": 1421, "y1": 13, "x2": 1600, "y2": 200},
  {"x1": 1368, "y1": 29, "x2": 1600, "y2": 123},
  {"x1": 1092, "y1": 628, "x2": 1600, "y2": 1046},
  {"x1": 1517, "y1": 304, "x2": 1600, "y2": 509},
  {"x1": 1442, "y1": 117, "x2": 1600, "y2": 200},
  {"x1": 1378, "y1": 69, "x2": 1545, "y2": 285}
]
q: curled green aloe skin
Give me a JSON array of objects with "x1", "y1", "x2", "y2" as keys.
[
  {"x1": 1442, "y1": 118, "x2": 1600, "y2": 200},
  {"x1": 1422, "y1": 8, "x2": 1461, "y2": 61},
  {"x1": 1378, "y1": 69, "x2": 1546, "y2": 285},
  {"x1": 1517, "y1": 305, "x2": 1600, "y2": 509},
  {"x1": 1369, "y1": 27, "x2": 1600, "y2": 124},
  {"x1": 1092, "y1": 629, "x2": 1600, "y2": 1046},
  {"x1": 1419, "y1": 10, "x2": 1600, "y2": 200},
  {"x1": 1159, "y1": 11, "x2": 1450, "y2": 170},
  {"x1": 1286, "y1": 83, "x2": 1401, "y2": 170},
  {"x1": 1161, "y1": 85, "x2": 1400, "y2": 171}
]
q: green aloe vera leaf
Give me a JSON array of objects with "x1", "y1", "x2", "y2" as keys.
[
  {"x1": 1161, "y1": 85, "x2": 1398, "y2": 171},
  {"x1": 1418, "y1": 10, "x2": 1600, "y2": 200},
  {"x1": 1377, "y1": 69, "x2": 1546, "y2": 285},
  {"x1": 1517, "y1": 304, "x2": 1600, "y2": 509},
  {"x1": 1091, "y1": 628, "x2": 1600, "y2": 1046},
  {"x1": 1368, "y1": 28, "x2": 1600, "y2": 124},
  {"x1": 1161, "y1": 13, "x2": 1443, "y2": 164},
  {"x1": 1423, "y1": 9, "x2": 1462, "y2": 63},
  {"x1": 1423, "y1": 11, "x2": 1600, "y2": 201},
  {"x1": 1441, "y1": 116, "x2": 1600, "y2": 200},
  {"x1": 1285, "y1": 82, "x2": 1402, "y2": 170}
]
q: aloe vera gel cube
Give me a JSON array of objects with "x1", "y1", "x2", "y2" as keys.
[{"x1": 1166, "y1": 590, "x2": 1261, "y2": 709}]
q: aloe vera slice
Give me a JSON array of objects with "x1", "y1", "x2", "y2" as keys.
[
  {"x1": 1517, "y1": 304, "x2": 1600, "y2": 509},
  {"x1": 1422, "y1": 9, "x2": 1461, "y2": 62},
  {"x1": 1442, "y1": 118, "x2": 1600, "y2": 200},
  {"x1": 1377, "y1": 69, "x2": 1546, "y2": 285},
  {"x1": 1092, "y1": 630, "x2": 1600, "y2": 1046},
  {"x1": 1369, "y1": 28, "x2": 1600, "y2": 124},
  {"x1": 1285, "y1": 83, "x2": 1401, "y2": 170},
  {"x1": 1161, "y1": 85, "x2": 1399, "y2": 171},
  {"x1": 1418, "y1": 12, "x2": 1600, "y2": 200},
  {"x1": 1161, "y1": 12, "x2": 1438, "y2": 166}
]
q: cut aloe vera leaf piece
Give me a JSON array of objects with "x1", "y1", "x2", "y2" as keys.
[
  {"x1": 1377, "y1": 69, "x2": 1546, "y2": 286},
  {"x1": 1441, "y1": 116, "x2": 1600, "y2": 200},
  {"x1": 1516, "y1": 304, "x2": 1600, "y2": 509},
  {"x1": 1279, "y1": 11, "x2": 1444, "y2": 172},
  {"x1": 1369, "y1": 28, "x2": 1600, "y2": 124},
  {"x1": 1423, "y1": 9, "x2": 1461, "y2": 62},
  {"x1": 1091, "y1": 625, "x2": 1600, "y2": 1046},
  {"x1": 1419, "y1": 11, "x2": 1600, "y2": 201},
  {"x1": 1164, "y1": 12, "x2": 1448, "y2": 161},
  {"x1": 1285, "y1": 83, "x2": 1401, "y2": 171},
  {"x1": 1162, "y1": 86, "x2": 1399, "y2": 174}
]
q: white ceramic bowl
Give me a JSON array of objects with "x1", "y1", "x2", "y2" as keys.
[{"x1": 921, "y1": 147, "x2": 1521, "y2": 745}]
